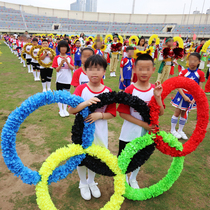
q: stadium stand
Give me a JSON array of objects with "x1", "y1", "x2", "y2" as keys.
[{"x1": 0, "y1": 4, "x2": 209, "y2": 37}]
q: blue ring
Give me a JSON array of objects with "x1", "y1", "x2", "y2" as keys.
[{"x1": 1, "y1": 90, "x2": 95, "y2": 185}]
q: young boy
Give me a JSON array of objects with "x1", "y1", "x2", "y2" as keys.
[
  {"x1": 39, "y1": 39, "x2": 54, "y2": 92},
  {"x1": 68, "y1": 54, "x2": 116, "y2": 201},
  {"x1": 119, "y1": 46, "x2": 134, "y2": 91},
  {"x1": 72, "y1": 40, "x2": 82, "y2": 69},
  {"x1": 25, "y1": 37, "x2": 33, "y2": 73},
  {"x1": 117, "y1": 54, "x2": 164, "y2": 189},
  {"x1": 52, "y1": 40, "x2": 74, "y2": 117},
  {"x1": 71, "y1": 47, "x2": 104, "y2": 88},
  {"x1": 31, "y1": 38, "x2": 41, "y2": 81}
]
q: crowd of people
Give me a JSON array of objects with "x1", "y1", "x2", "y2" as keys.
[{"x1": 2, "y1": 31, "x2": 210, "y2": 201}]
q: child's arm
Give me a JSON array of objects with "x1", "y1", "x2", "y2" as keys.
[
  {"x1": 40, "y1": 51, "x2": 47, "y2": 60},
  {"x1": 199, "y1": 82, "x2": 203, "y2": 89},
  {"x1": 64, "y1": 58, "x2": 74, "y2": 70},
  {"x1": 68, "y1": 97, "x2": 101, "y2": 114},
  {"x1": 120, "y1": 67, "x2": 124, "y2": 82},
  {"x1": 85, "y1": 112, "x2": 114, "y2": 124},
  {"x1": 178, "y1": 88, "x2": 192, "y2": 103},
  {"x1": 119, "y1": 113, "x2": 156, "y2": 132},
  {"x1": 55, "y1": 60, "x2": 65, "y2": 72},
  {"x1": 154, "y1": 81, "x2": 164, "y2": 116}
]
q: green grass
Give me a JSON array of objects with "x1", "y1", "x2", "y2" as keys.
[{"x1": 0, "y1": 40, "x2": 210, "y2": 210}]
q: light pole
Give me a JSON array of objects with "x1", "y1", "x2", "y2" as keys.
[{"x1": 132, "y1": 0, "x2": 135, "y2": 14}]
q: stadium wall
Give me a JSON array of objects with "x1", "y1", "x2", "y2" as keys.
[{"x1": 0, "y1": 1, "x2": 209, "y2": 25}]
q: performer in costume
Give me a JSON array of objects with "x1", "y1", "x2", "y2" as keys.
[
  {"x1": 39, "y1": 39, "x2": 54, "y2": 92},
  {"x1": 157, "y1": 37, "x2": 183, "y2": 84},
  {"x1": 68, "y1": 55, "x2": 116, "y2": 201},
  {"x1": 72, "y1": 40, "x2": 82, "y2": 69},
  {"x1": 170, "y1": 52, "x2": 205, "y2": 139},
  {"x1": 52, "y1": 40, "x2": 74, "y2": 118},
  {"x1": 196, "y1": 39, "x2": 206, "y2": 69},
  {"x1": 186, "y1": 42, "x2": 195, "y2": 67},
  {"x1": 122, "y1": 40, "x2": 130, "y2": 58},
  {"x1": 119, "y1": 46, "x2": 135, "y2": 91},
  {"x1": 25, "y1": 37, "x2": 33, "y2": 73},
  {"x1": 110, "y1": 33, "x2": 122, "y2": 77},
  {"x1": 136, "y1": 36, "x2": 146, "y2": 51}
]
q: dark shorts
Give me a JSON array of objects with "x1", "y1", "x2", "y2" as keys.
[
  {"x1": 119, "y1": 79, "x2": 131, "y2": 90},
  {"x1": 31, "y1": 62, "x2": 40, "y2": 70},
  {"x1": 74, "y1": 60, "x2": 81, "y2": 67},
  {"x1": 26, "y1": 58, "x2": 32, "y2": 65},
  {"x1": 56, "y1": 82, "x2": 71, "y2": 91}
]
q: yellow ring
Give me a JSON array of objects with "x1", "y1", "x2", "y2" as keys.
[
  {"x1": 21, "y1": 50, "x2": 26, "y2": 61},
  {"x1": 23, "y1": 43, "x2": 33, "y2": 55},
  {"x1": 37, "y1": 47, "x2": 56, "y2": 68},
  {"x1": 30, "y1": 45, "x2": 42, "y2": 60},
  {"x1": 36, "y1": 144, "x2": 125, "y2": 210}
]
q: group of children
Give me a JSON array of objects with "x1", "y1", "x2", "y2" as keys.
[{"x1": 3, "y1": 33, "x2": 209, "y2": 201}]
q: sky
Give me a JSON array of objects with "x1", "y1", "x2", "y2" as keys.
[{"x1": 2, "y1": 0, "x2": 210, "y2": 14}]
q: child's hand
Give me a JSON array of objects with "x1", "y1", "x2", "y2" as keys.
[
  {"x1": 120, "y1": 77, "x2": 124, "y2": 82},
  {"x1": 60, "y1": 59, "x2": 65, "y2": 65},
  {"x1": 64, "y1": 57, "x2": 68, "y2": 64},
  {"x1": 85, "y1": 112, "x2": 102, "y2": 124},
  {"x1": 183, "y1": 96, "x2": 192, "y2": 103},
  {"x1": 142, "y1": 122, "x2": 156, "y2": 132},
  {"x1": 191, "y1": 99, "x2": 195, "y2": 105},
  {"x1": 85, "y1": 97, "x2": 101, "y2": 106},
  {"x1": 154, "y1": 81, "x2": 163, "y2": 98}
]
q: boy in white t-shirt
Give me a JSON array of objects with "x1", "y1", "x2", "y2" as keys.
[
  {"x1": 71, "y1": 47, "x2": 104, "y2": 88},
  {"x1": 117, "y1": 54, "x2": 164, "y2": 189},
  {"x1": 52, "y1": 40, "x2": 74, "y2": 117},
  {"x1": 68, "y1": 55, "x2": 116, "y2": 201}
]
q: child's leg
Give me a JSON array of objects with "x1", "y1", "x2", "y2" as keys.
[
  {"x1": 178, "y1": 110, "x2": 188, "y2": 132},
  {"x1": 77, "y1": 166, "x2": 87, "y2": 185},
  {"x1": 37, "y1": 69, "x2": 40, "y2": 80},
  {"x1": 171, "y1": 108, "x2": 181, "y2": 133},
  {"x1": 87, "y1": 169, "x2": 95, "y2": 184},
  {"x1": 40, "y1": 69, "x2": 47, "y2": 92},
  {"x1": 32, "y1": 67, "x2": 37, "y2": 80},
  {"x1": 46, "y1": 68, "x2": 53, "y2": 91}
]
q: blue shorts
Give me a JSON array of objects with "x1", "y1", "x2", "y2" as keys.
[
  {"x1": 74, "y1": 60, "x2": 81, "y2": 67},
  {"x1": 171, "y1": 92, "x2": 197, "y2": 111},
  {"x1": 119, "y1": 79, "x2": 131, "y2": 90}
]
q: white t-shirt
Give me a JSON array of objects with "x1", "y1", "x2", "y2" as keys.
[
  {"x1": 25, "y1": 45, "x2": 32, "y2": 59},
  {"x1": 118, "y1": 84, "x2": 156, "y2": 142},
  {"x1": 74, "y1": 84, "x2": 116, "y2": 148},
  {"x1": 31, "y1": 48, "x2": 40, "y2": 63},
  {"x1": 52, "y1": 55, "x2": 74, "y2": 84},
  {"x1": 39, "y1": 51, "x2": 53, "y2": 69}
]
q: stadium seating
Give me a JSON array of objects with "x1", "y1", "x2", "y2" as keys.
[{"x1": 0, "y1": 5, "x2": 209, "y2": 35}]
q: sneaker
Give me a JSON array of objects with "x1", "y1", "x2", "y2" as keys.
[
  {"x1": 178, "y1": 131, "x2": 188, "y2": 140},
  {"x1": 89, "y1": 182, "x2": 101, "y2": 198},
  {"x1": 79, "y1": 182, "x2": 91, "y2": 200},
  {"x1": 47, "y1": 88, "x2": 52, "y2": 92},
  {"x1": 205, "y1": 92, "x2": 210, "y2": 96},
  {"x1": 43, "y1": 89, "x2": 47, "y2": 92},
  {"x1": 207, "y1": 64, "x2": 210, "y2": 67},
  {"x1": 59, "y1": 110, "x2": 65, "y2": 118},
  {"x1": 171, "y1": 131, "x2": 181, "y2": 139},
  {"x1": 23, "y1": 65, "x2": 26, "y2": 68},
  {"x1": 113, "y1": 72, "x2": 116, "y2": 77},
  {"x1": 34, "y1": 77, "x2": 37, "y2": 82},
  {"x1": 110, "y1": 72, "x2": 113, "y2": 77},
  {"x1": 36, "y1": 77, "x2": 40, "y2": 81},
  {"x1": 129, "y1": 179, "x2": 140, "y2": 189},
  {"x1": 63, "y1": 110, "x2": 70, "y2": 117}
]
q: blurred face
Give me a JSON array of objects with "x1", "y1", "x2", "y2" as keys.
[
  {"x1": 96, "y1": 42, "x2": 102, "y2": 49},
  {"x1": 201, "y1": 40, "x2": 205, "y2": 45},
  {"x1": 114, "y1": 37, "x2": 118, "y2": 42},
  {"x1": 32, "y1": 41, "x2": 38, "y2": 46},
  {"x1": 145, "y1": 43, "x2": 148, "y2": 48},
  {"x1": 23, "y1": 37, "x2": 27, "y2": 42},
  {"x1": 57, "y1": 39, "x2": 60, "y2": 43},
  {"x1": 134, "y1": 60, "x2": 155, "y2": 82},
  {"x1": 140, "y1": 39, "x2": 145, "y2": 46},
  {"x1": 42, "y1": 41, "x2": 48, "y2": 48},
  {"x1": 85, "y1": 65, "x2": 105, "y2": 84},
  {"x1": 27, "y1": 38, "x2": 31, "y2": 43},
  {"x1": 127, "y1": 50, "x2": 134, "y2": 57},
  {"x1": 81, "y1": 50, "x2": 94, "y2": 65},
  {"x1": 189, "y1": 55, "x2": 200, "y2": 70},
  {"x1": 166, "y1": 40, "x2": 174, "y2": 47},
  {"x1": 76, "y1": 41, "x2": 80, "y2": 47},
  {"x1": 60, "y1": 46, "x2": 67, "y2": 54}
]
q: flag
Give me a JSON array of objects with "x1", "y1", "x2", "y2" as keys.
[
  {"x1": 184, "y1": 104, "x2": 192, "y2": 120},
  {"x1": 178, "y1": 64, "x2": 185, "y2": 72},
  {"x1": 185, "y1": 36, "x2": 188, "y2": 42}
]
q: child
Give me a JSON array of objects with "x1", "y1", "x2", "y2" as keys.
[
  {"x1": 52, "y1": 40, "x2": 74, "y2": 117},
  {"x1": 136, "y1": 36, "x2": 145, "y2": 51},
  {"x1": 73, "y1": 40, "x2": 82, "y2": 69},
  {"x1": 122, "y1": 40, "x2": 130, "y2": 58},
  {"x1": 205, "y1": 52, "x2": 210, "y2": 95},
  {"x1": 20, "y1": 35, "x2": 27, "y2": 68},
  {"x1": 119, "y1": 46, "x2": 134, "y2": 91},
  {"x1": 68, "y1": 55, "x2": 116, "y2": 201},
  {"x1": 117, "y1": 54, "x2": 164, "y2": 189},
  {"x1": 94, "y1": 41, "x2": 104, "y2": 57},
  {"x1": 31, "y1": 38, "x2": 41, "y2": 81},
  {"x1": 171, "y1": 52, "x2": 205, "y2": 139},
  {"x1": 39, "y1": 39, "x2": 54, "y2": 92},
  {"x1": 54, "y1": 37, "x2": 61, "y2": 56},
  {"x1": 25, "y1": 37, "x2": 33, "y2": 73},
  {"x1": 71, "y1": 47, "x2": 104, "y2": 88}
]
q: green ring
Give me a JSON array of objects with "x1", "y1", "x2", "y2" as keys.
[{"x1": 118, "y1": 132, "x2": 185, "y2": 201}]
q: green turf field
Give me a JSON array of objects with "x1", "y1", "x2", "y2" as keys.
[{"x1": 0, "y1": 40, "x2": 209, "y2": 210}]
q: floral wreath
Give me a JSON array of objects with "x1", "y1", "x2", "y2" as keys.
[
  {"x1": 21, "y1": 50, "x2": 26, "y2": 61},
  {"x1": 37, "y1": 47, "x2": 56, "y2": 68},
  {"x1": 23, "y1": 43, "x2": 33, "y2": 55},
  {"x1": 30, "y1": 45, "x2": 42, "y2": 60}
]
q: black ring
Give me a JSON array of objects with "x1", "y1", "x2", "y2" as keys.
[{"x1": 72, "y1": 91, "x2": 155, "y2": 176}]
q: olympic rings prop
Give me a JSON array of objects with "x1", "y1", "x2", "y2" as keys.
[
  {"x1": 72, "y1": 91, "x2": 155, "y2": 176},
  {"x1": 149, "y1": 77, "x2": 209, "y2": 157},
  {"x1": 37, "y1": 47, "x2": 56, "y2": 68},
  {"x1": 23, "y1": 43, "x2": 33, "y2": 55},
  {"x1": 1, "y1": 90, "x2": 94, "y2": 185},
  {"x1": 30, "y1": 45, "x2": 42, "y2": 60},
  {"x1": 118, "y1": 132, "x2": 185, "y2": 200},
  {"x1": 36, "y1": 144, "x2": 125, "y2": 210}
]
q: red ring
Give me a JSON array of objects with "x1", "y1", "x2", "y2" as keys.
[{"x1": 149, "y1": 77, "x2": 209, "y2": 157}]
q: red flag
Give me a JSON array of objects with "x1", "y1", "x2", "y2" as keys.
[{"x1": 193, "y1": 34, "x2": 197, "y2": 40}]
